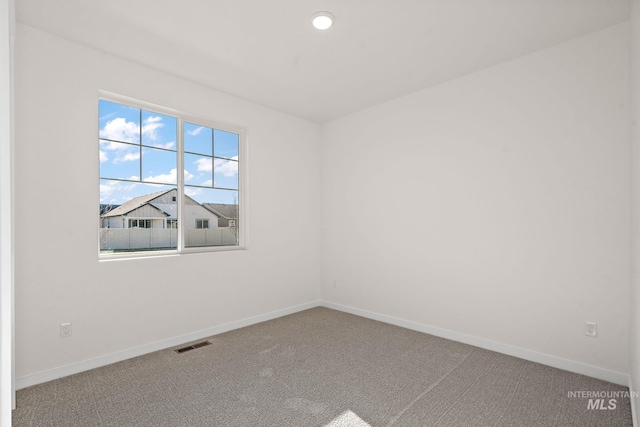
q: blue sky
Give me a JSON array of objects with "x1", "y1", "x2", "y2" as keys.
[{"x1": 99, "y1": 100, "x2": 239, "y2": 206}]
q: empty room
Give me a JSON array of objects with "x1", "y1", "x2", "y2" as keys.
[{"x1": 2, "y1": 0, "x2": 640, "y2": 426}]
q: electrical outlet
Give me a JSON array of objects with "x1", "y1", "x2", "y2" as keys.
[
  {"x1": 585, "y1": 321, "x2": 597, "y2": 338},
  {"x1": 60, "y1": 322, "x2": 72, "y2": 338}
]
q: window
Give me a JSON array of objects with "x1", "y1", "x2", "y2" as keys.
[
  {"x1": 99, "y1": 97, "x2": 241, "y2": 256},
  {"x1": 129, "y1": 219, "x2": 152, "y2": 228}
]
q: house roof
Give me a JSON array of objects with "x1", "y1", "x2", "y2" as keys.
[
  {"x1": 203, "y1": 203, "x2": 238, "y2": 220},
  {"x1": 99, "y1": 204, "x2": 120, "y2": 216},
  {"x1": 101, "y1": 189, "x2": 174, "y2": 217}
]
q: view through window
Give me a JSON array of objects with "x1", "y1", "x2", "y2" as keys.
[{"x1": 99, "y1": 99, "x2": 240, "y2": 255}]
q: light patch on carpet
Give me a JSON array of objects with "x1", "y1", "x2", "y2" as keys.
[
  {"x1": 279, "y1": 344, "x2": 295, "y2": 357},
  {"x1": 259, "y1": 367, "x2": 274, "y2": 377},
  {"x1": 324, "y1": 410, "x2": 372, "y2": 427},
  {"x1": 259, "y1": 344, "x2": 278, "y2": 354}
]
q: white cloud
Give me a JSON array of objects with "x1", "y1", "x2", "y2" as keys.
[
  {"x1": 99, "y1": 150, "x2": 108, "y2": 163},
  {"x1": 141, "y1": 116, "x2": 164, "y2": 141},
  {"x1": 193, "y1": 157, "x2": 237, "y2": 177},
  {"x1": 214, "y1": 157, "x2": 239, "y2": 177},
  {"x1": 99, "y1": 115, "x2": 166, "y2": 144},
  {"x1": 201, "y1": 179, "x2": 213, "y2": 187},
  {"x1": 114, "y1": 151, "x2": 140, "y2": 164},
  {"x1": 100, "y1": 117, "x2": 139, "y2": 143},
  {"x1": 184, "y1": 187, "x2": 202, "y2": 197},
  {"x1": 145, "y1": 168, "x2": 178, "y2": 184},
  {"x1": 99, "y1": 182, "x2": 117, "y2": 200},
  {"x1": 100, "y1": 139, "x2": 125, "y2": 151},
  {"x1": 144, "y1": 168, "x2": 193, "y2": 185},
  {"x1": 195, "y1": 157, "x2": 212, "y2": 172},
  {"x1": 100, "y1": 180, "x2": 136, "y2": 203},
  {"x1": 187, "y1": 126, "x2": 205, "y2": 136}
]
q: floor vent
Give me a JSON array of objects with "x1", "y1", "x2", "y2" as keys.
[{"x1": 174, "y1": 340, "x2": 212, "y2": 354}]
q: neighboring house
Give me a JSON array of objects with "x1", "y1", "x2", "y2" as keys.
[
  {"x1": 203, "y1": 203, "x2": 238, "y2": 228},
  {"x1": 101, "y1": 189, "x2": 218, "y2": 230}
]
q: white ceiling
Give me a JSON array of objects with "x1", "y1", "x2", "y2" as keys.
[{"x1": 17, "y1": 0, "x2": 629, "y2": 123}]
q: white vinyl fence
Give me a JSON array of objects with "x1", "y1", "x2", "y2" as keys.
[{"x1": 100, "y1": 228, "x2": 237, "y2": 251}]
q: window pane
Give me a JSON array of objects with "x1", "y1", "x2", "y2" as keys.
[
  {"x1": 184, "y1": 187, "x2": 239, "y2": 248},
  {"x1": 100, "y1": 181, "x2": 177, "y2": 253},
  {"x1": 195, "y1": 219, "x2": 209, "y2": 229},
  {"x1": 184, "y1": 122, "x2": 212, "y2": 155},
  {"x1": 142, "y1": 148, "x2": 177, "y2": 184},
  {"x1": 99, "y1": 140, "x2": 140, "y2": 180},
  {"x1": 184, "y1": 153, "x2": 212, "y2": 187},
  {"x1": 99, "y1": 100, "x2": 140, "y2": 143},
  {"x1": 214, "y1": 158, "x2": 238, "y2": 190},
  {"x1": 142, "y1": 110, "x2": 177, "y2": 150},
  {"x1": 214, "y1": 129, "x2": 239, "y2": 159}
]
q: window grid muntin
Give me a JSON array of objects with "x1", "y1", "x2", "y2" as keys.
[{"x1": 183, "y1": 121, "x2": 239, "y2": 191}]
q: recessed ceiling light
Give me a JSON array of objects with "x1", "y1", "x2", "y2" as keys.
[{"x1": 311, "y1": 11, "x2": 334, "y2": 30}]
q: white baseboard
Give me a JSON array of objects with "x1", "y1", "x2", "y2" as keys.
[
  {"x1": 15, "y1": 300, "x2": 322, "y2": 390},
  {"x1": 321, "y1": 301, "x2": 630, "y2": 387}
]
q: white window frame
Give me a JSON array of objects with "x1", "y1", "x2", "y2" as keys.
[{"x1": 98, "y1": 91, "x2": 246, "y2": 260}]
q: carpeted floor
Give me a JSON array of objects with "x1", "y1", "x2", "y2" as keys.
[{"x1": 12, "y1": 307, "x2": 633, "y2": 426}]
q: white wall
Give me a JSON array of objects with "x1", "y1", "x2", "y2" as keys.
[
  {"x1": 321, "y1": 24, "x2": 631, "y2": 377},
  {"x1": 14, "y1": 24, "x2": 321, "y2": 381},
  {"x1": 0, "y1": 0, "x2": 14, "y2": 420},
  {"x1": 630, "y1": 0, "x2": 640, "y2": 416}
]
